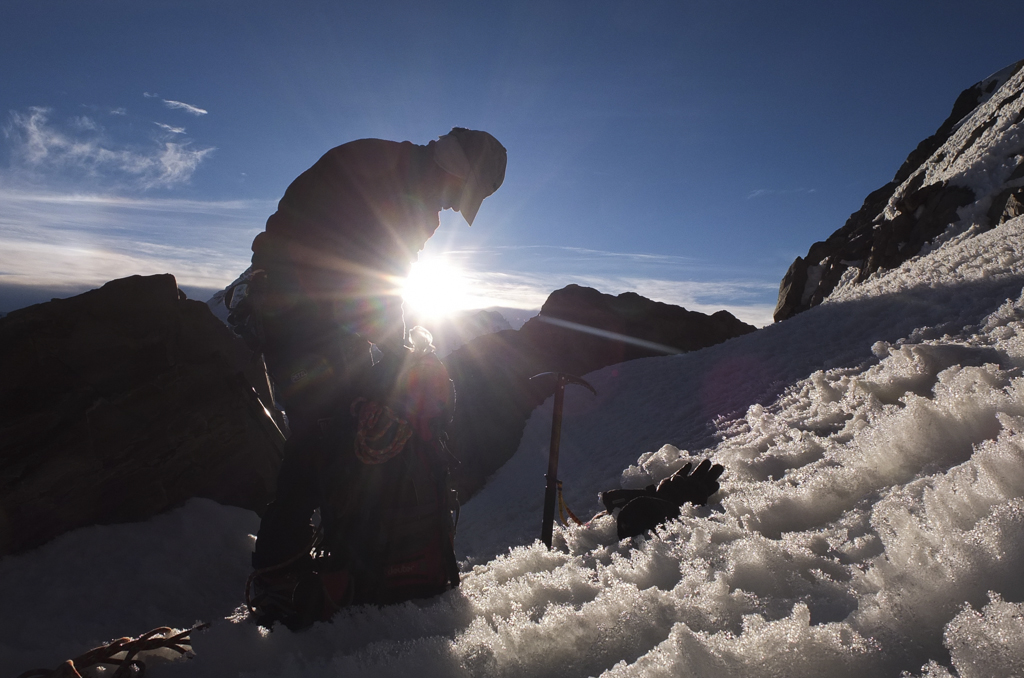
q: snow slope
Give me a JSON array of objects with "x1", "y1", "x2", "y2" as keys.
[
  {"x1": 5, "y1": 215, "x2": 1024, "y2": 677},
  {"x1": 6, "y1": 69, "x2": 1024, "y2": 678}
]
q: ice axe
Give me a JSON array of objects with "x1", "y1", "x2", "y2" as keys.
[{"x1": 530, "y1": 371, "x2": 597, "y2": 549}]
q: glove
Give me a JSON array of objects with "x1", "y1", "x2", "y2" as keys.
[
  {"x1": 616, "y1": 496, "x2": 680, "y2": 539},
  {"x1": 654, "y1": 459, "x2": 724, "y2": 507},
  {"x1": 600, "y1": 487, "x2": 655, "y2": 513},
  {"x1": 603, "y1": 459, "x2": 725, "y2": 539}
]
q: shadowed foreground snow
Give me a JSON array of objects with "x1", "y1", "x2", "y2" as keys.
[{"x1": 6, "y1": 214, "x2": 1024, "y2": 675}]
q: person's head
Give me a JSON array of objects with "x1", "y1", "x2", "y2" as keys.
[{"x1": 433, "y1": 128, "x2": 506, "y2": 225}]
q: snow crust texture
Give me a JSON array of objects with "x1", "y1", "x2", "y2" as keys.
[{"x1": 7, "y1": 72, "x2": 1024, "y2": 678}]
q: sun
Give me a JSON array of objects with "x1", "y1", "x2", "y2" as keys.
[{"x1": 401, "y1": 258, "x2": 474, "y2": 320}]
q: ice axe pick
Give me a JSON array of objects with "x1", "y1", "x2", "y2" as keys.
[{"x1": 529, "y1": 372, "x2": 597, "y2": 549}]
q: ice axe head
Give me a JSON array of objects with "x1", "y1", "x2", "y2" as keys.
[{"x1": 528, "y1": 372, "x2": 597, "y2": 396}]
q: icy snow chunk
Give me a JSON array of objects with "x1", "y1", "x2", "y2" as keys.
[
  {"x1": 621, "y1": 444, "x2": 692, "y2": 488},
  {"x1": 905, "y1": 593, "x2": 1024, "y2": 678},
  {"x1": 943, "y1": 593, "x2": 1024, "y2": 678},
  {"x1": 600, "y1": 604, "x2": 877, "y2": 678}
]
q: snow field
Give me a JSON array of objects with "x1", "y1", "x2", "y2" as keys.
[{"x1": 448, "y1": 220, "x2": 1024, "y2": 676}]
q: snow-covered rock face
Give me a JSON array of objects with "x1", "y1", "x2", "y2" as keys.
[{"x1": 775, "y1": 59, "x2": 1024, "y2": 322}]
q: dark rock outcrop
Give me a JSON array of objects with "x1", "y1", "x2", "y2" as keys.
[
  {"x1": 775, "y1": 59, "x2": 1024, "y2": 322},
  {"x1": 0, "y1": 274, "x2": 285, "y2": 556},
  {"x1": 444, "y1": 285, "x2": 756, "y2": 499},
  {"x1": 987, "y1": 160, "x2": 1024, "y2": 227}
]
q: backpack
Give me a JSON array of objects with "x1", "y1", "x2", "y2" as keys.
[{"x1": 317, "y1": 348, "x2": 460, "y2": 608}]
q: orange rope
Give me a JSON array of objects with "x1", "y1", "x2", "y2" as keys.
[{"x1": 556, "y1": 480, "x2": 583, "y2": 526}]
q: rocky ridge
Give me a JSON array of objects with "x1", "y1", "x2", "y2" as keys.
[
  {"x1": 0, "y1": 275, "x2": 284, "y2": 555},
  {"x1": 775, "y1": 58, "x2": 1024, "y2": 321}
]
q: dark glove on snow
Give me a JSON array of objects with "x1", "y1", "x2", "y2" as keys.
[
  {"x1": 600, "y1": 487, "x2": 655, "y2": 513},
  {"x1": 601, "y1": 459, "x2": 725, "y2": 539},
  {"x1": 616, "y1": 496, "x2": 680, "y2": 539},
  {"x1": 654, "y1": 459, "x2": 725, "y2": 507},
  {"x1": 600, "y1": 459, "x2": 725, "y2": 514}
]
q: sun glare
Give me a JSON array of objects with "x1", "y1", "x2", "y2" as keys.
[{"x1": 402, "y1": 258, "x2": 475, "y2": 320}]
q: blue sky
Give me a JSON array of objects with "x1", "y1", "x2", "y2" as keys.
[{"x1": 1, "y1": 0, "x2": 1021, "y2": 325}]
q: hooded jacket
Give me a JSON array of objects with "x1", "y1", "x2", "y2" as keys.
[{"x1": 251, "y1": 138, "x2": 445, "y2": 345}]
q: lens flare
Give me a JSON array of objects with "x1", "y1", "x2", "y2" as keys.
[{"x1": 401, "y1": 258, "x2": 473, "y2": 319}]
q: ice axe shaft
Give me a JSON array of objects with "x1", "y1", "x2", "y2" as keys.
[{"x1": 531, "y1": 372, "x2": 597, "y2": 549}]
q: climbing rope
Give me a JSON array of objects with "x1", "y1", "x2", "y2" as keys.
[
  {"x1": 16, "y1": 623, "x2": 209, "y2": 678},
  {"x1": 556, "y1": 480, "x2": 583, "y2": 526}
]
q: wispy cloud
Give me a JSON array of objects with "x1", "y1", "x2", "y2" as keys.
[
  {"x1": 458, "y1": 268, "x2": 555, "y2": 310},
  {"x1": 487, "y1": 244, "x2": 701, "y2": 266},
  {"x1": 746, "y1": 187, "x2": 817, "y2": 200},
  {"x1": 443, "y1": 243, "x2": 766, "y2": 280},
  {"x1": 155, "y1": 122, "x2": 186, "y2": 134},
  {"x1": 70, "y1": 116, "x2": 101, "y2": 132},
  {"x1": 0, "y1": 189, "x2": 273, "y2": 298},
  {"x1": 1, "y1": 99, "x2": 250, "y2": 307},
  {"x1": 3, "y1": 107, "x2": 214, "y2": 189},
  {"x1": 163, "y1": 99, "x2": 208, "y2": 116},
  {"x1": 0, "y1": 190, "x2": 272, "y2": 213}
]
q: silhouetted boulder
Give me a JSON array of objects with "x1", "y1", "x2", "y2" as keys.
[
  {"x1": 444, "y1": 285, "x2": 755, "y2": 499},
  {"x1": 0, "y1": 274, "x2": 285, "y2": 556}
]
